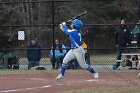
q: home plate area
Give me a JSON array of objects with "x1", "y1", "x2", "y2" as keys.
[{"x1": 0, "y1": 71, "x2": 140, "y2": 93}]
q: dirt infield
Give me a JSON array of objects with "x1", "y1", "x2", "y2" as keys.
[{"x1": 0, "y1": 70, "x2": 139, "y2": 93}]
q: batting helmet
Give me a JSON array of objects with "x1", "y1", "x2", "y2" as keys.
[{"x1": 72, "y1": 19, "x2": 83, "y2": 29}]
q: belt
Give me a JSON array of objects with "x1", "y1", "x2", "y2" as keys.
[{"x1": 72, "y1": 46, "x2": 79, "y2": 49}]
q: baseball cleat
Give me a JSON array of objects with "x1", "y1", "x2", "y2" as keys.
[
  {"x1": 137, "y1": 64, "x2": 140, "y2": 70},
  {"x1": 93, "y1": 72, "x2": 99, "y2": 79},
  {"x1": 138, "y1": 73, "x2": 140, "y2": 79},
  {"x1": 56, "y1": 74, "x2": 64, "y2": 80}
]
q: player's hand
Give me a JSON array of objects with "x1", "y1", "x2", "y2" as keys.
[
  {"x1": 59, "y1": 24, "x2": 63, "y2": 30},
  {"x1": 59, "y1": 22, "x2": 65, "y2": 31},
  {"x1": 61, "y1": 22, "x2": 66, "y2": 25},
  {"x1": 59, "y1": 22, "x2": 66, "y2": 27}
]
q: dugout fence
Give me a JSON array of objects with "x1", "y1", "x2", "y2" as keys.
[{"x1": 0, "y1": 0, "x2": 139, "y2": 70}]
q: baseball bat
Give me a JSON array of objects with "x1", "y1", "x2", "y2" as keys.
[
  {"x1": 59, "y1": 11, "x2": 87, "y2": 27},
  {"x1": 68, "y1": 11, "x2": 87, "y2": 22}
]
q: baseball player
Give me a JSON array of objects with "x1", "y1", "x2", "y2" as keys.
[{"x1": 56, "y1": 19, "x2": 99, "y2": 80}]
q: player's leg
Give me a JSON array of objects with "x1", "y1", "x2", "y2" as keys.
[
  {"x1": 115, "y1": 46, "x2": 123, "y2": 69},
  {"x1": 35, "y1": 61, "x2": 39, "y2": 66},
  {"x1": 74, "y1": 47, "x2": 98, "y2": 78},
  {"x1": 28, "y1": 61, "x2": 33, "y2": 69},
  {"x1": 73, "y1": 47, "x2": 87, "y2": 68},
  {"x1": 56, "y1": 49, "x2": 75, "y2": 79},
  {"x1": 55, "y1": 56, "x2": 61, "y2": 69}
]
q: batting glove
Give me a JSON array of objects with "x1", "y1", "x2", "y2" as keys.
[
  {"x1": 59, "y1": 22, "x2": 66, "y2": 29},
  {"x1": 60, "y1": 22, "x2": 66, "y2": 26},
  {"x1": 59, "y1": 25, "x2": 63, "y2": 30}
]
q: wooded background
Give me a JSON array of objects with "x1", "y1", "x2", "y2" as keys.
[{"x1": 0, "y1": 0, "x2": 139, "y2": 49}]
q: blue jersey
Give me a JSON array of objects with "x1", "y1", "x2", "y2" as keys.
[{"x1": 63, "y1": 25, "x2": 82, "y2": 48}]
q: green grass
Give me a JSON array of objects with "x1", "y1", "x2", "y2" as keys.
[
  {"x1": 0, "y1": 69, "x2": 137, "y2": 75},
  {"x1": 19, "y1": 54, "x2": 116, "y2": 65},
  {"x1": 0, "y1": 69, "x2": 91, "y2": 75},
  {"x1": 0, "y1": 69, "x2": 50, "y2": 75},
  {"x1": 90, "y1": 54, "x2": 116, "y2": 65}
]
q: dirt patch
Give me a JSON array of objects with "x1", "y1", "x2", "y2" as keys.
[{"x1": 0, "y1": 70, "x2": 139, "y2": 93}]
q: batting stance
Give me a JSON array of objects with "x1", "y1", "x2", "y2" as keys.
[{"x1": 56, "y1": 19, "x2": 99, "y2": 80}]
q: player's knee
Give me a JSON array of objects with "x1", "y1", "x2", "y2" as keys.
[
  {"x1": 63, "y1": 58, "x2": 69, "y2": 63},
  {"x1": 80, "y1": 63, "x2": 88, "y2": 69}
]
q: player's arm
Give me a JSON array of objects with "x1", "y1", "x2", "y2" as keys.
[
  {"x1": 59, "y1": 22, "x2": 69, "y2": 35},
  {"x1": 59, "y1": 22, "x2": 66, "y2": 32},
  {"x1": 59, "y1": 24, "x2": 64, "y2": 32},
  {"x1": 114, "y1": 31, "x2": 118, "y2": 46}
]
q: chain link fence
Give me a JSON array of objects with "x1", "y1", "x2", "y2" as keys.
[{"x1": 0, "y1": 0, "x2": 139, "y2": 70}]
